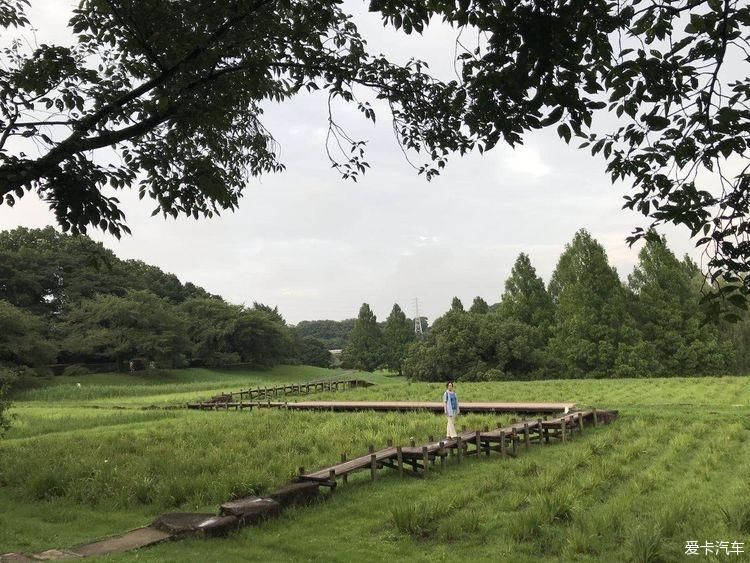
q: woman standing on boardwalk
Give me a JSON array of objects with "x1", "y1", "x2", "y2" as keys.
[{"x1": 443, "y1": 381, "x2": 459, "y2": 439}]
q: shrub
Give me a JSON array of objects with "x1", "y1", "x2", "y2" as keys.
[
  {"x1": 0, "y1": 366, "x2": 18, "y2": 436},
  {"x1": 390, "y1": 502, "x2": 437, "y2": 539},
  {"x1": 29, "y1": 471, "x2": 68, "y2": 501}
]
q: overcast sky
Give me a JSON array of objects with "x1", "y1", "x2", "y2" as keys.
[{"x1": 0, "y1": 1, "x2": 708, "y2": 324}]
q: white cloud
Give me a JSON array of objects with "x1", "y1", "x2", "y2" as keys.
[{"x1": 500, "y1": 145, "x2": 551, "y2": 178}]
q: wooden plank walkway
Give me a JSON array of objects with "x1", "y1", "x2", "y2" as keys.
[
  {"x1": 188, "y1": 399, "x2": 577, "y2": 414},
  {"x1": 292, "y1": 408, "x2": 617, "y2": 484},
  {"x1": 190, "y1": 378, "x2": 373, "y2": 407},
  {"x1": 4, "y1": 406, "x2": 618, "y2": 560}
]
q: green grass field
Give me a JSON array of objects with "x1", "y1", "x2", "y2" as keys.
[{"x1": 2, "y1": 367, "x2": 750, "y2": 562}]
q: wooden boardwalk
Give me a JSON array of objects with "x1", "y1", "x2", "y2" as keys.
[
  {"x1": 192, "y1": 378, "x2": 373, "y2": 406},
  {"x1": 295, "y1": 409, "x2": 617, "y2": 484},
  {"x1": 4, "y1": 406, "x2": 618, "y2": 560},
  {"x1": 187, "y1": 399, "x2": 576, "y2": 414}
]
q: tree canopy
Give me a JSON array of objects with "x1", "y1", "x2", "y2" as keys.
[
  {"x1": 0, "y1": 226, "x2": 307, "y2": 371},
  {"x1": 0, "y1": 0, "x2": 469, "y2": 236},
  {"x1": 2, "y1": 1, "x2": 748, "y2": 305}
]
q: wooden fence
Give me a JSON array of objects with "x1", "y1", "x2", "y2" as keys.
[{"x1": 187, "y1": 378, "x2": 373, "y2": 408}]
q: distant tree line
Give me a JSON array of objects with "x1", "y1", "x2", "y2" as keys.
[
  {"x1": 0, "y1": 228, "x2": 333, "y2": 390},
  {"x1": 344, "y1": 230, "x2": 749, "y2": 381},
  {"x1": 294, "y1": 319, "x2": 357, "y2": 350}
]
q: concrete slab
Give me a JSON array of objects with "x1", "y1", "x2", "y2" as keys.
[
  {"x1": 71, "y1": 527, "x2": 172, "y2": 557},
  {"x1": 151, "y1": 513, "x2": 238, "y2": 537},
  {"x1": 0, "y1": 554, "x2": 38, "y2": 563},
  {"x1": 29, "y1": 550, "x2": 79, "y2": 560}
]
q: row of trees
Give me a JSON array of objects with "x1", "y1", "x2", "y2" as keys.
[
  {"x1": 344, "y1": 230, "x2": 744, "y2": 380},
  {"x1": 339, "y1": 304, "x2": 417, "y2": 374},
  {"x1": 0, "y1": 228, "x2": 332, "y2": 381},
  {"x1": 3, "y1": 225, "x2": 749, "y2": 390}
]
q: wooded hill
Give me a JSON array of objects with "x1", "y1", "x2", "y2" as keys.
[{"x1": 0, "y1": 227, "x2": 331, "y2": 383}]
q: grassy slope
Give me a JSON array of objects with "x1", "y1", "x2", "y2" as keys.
[{"x1": 2, "y1": 369, "x2": 750, "y2": 561}]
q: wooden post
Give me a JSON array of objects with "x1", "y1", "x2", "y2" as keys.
[
  {"x1": 329, "y1": 469, "x2": 336, "y2": 489},
  {"x1": 483, "y1": 426, "x2": 490, "y2": 456},
  {"x1": 422, "y1": 447, "x2": 429, "y2": 476},
  {"x1": 578, "y1": 412, "x2": 584, "y2": 434},
  {"x1": 397, "y1": 446, "x2": 403, "y2": 477},
  {"x1": 537, "y1": 419, "x2": 543, "y2": 444},
  {"x1": 593, "y1": 408, "x2": 598, "y2": 427},
  {"x1": 475, "y1": 431, "x2": 481, "y2": 457},
  {"x1": 456, "y1": 437, "x2": 463, "y2": 463},
  {"x1": 439, "y1": 441, "x2": 445, "y2": 467},
  {"x1": 341, "y1": 453, "x2": 348, "y2": 484},
  {"x1": 561, "y1": 418, "x2": 566, "y2": 443},
  {"x1": 536, "y1": 418, "x2": 543, "y2": 446},
  {"x1": 370, "y1": 454, "x2": 377, "y2": 481},
  {"x1": 523, "y1": 423, "x2": 530, "y2": 449},
  {"x1": 511, "y1": 428, "x2": 517, "y2": 456}
]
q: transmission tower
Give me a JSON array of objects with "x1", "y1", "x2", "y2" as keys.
[{"x1": 414, "y1": 298, "x2": 424, "y2": 336}]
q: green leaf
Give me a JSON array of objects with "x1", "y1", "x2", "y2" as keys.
[{"x1": 557, "y1": 123, "x2": 571, "y2": 144}]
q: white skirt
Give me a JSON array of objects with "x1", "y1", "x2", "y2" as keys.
[{"x1": 446, "y1": 415, "x2": 457, "y2": 438}]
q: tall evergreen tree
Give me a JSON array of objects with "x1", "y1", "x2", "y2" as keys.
[
  {"x1": 628, "y1": 236, "x2": 730, "y2": 375},
  {"x1": 499, "y1": 253, "x2": 554, "y2": 334},
  {"x1": 547, "y1": 230, "x2": 637, "y2": 378},
  {"x1": 341, "y1": 304, "x2": 384, "y2": 372},
  {"x1": 469, "y1": 296, "x2": 489, "y2": 314},
  {"x1": 382, "y1": 304, "x2": 415, "y2": 375},
  {"x1": 450, "y1": 297, "x2": 465, "y2": 313}
]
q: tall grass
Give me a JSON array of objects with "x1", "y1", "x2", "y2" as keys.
[{"x1": 3, "y1": 370, "x2": 750, "y2": 560}]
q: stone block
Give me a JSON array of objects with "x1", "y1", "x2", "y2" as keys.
[
  {"x1": 219, "y1": 496, "x2": 280, "y2": 525},
  {"x1": 269, "y1": 481, "x2": 322, "y2": 507},
  {"x1": 151, "y1": 513, "x2": 238, "y2": 537}
]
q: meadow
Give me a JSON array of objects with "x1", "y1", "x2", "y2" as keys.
[{"x1": 2, "y1": 367, "x2": 750, "y2": 562}]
